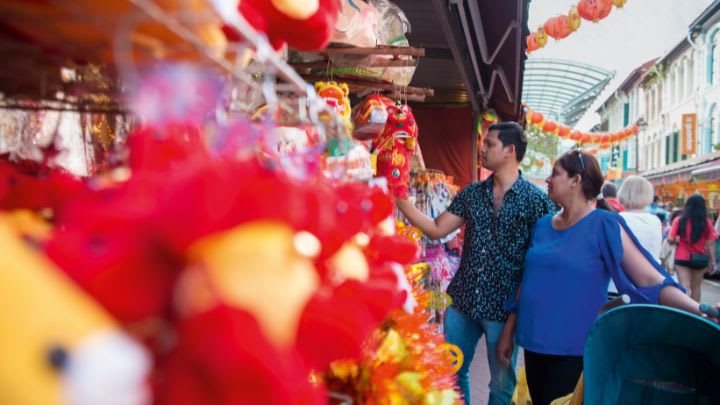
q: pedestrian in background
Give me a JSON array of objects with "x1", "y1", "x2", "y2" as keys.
[
  {"x1": 668, "y1": 194, "x2": 718, "y2": 302},
  {"x1": 617, "y1": 176, "x2": 662, "y2": 261},
  {"x1": 601, "y1": 182, "x2": 624, "y2": 212}
]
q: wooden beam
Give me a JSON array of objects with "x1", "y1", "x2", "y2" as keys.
[
  {"x1": 325, "y1": 46, "x2": 425, "y2": 57},
  {"x1": 291, "y1": 58, "x2": 419, "y2": 69},
  {"x1": 300, "y1": 75, "x2": 434, "y2": 96}
]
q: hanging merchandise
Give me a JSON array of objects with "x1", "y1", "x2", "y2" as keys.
[
  {"x1": 372, "y1": 105, "x2": 418, "y2": 199},
  {"x1": 351, "y1": 94, "x2": 395, "y2": 140},
  {"x1": 332, "y1": 0, "x2": 385, "y2": 47},
  {"x1": 224, "y1": 0, "x2": 341, "y2": 50}
]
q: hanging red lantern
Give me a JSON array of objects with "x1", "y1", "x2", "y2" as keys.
[
  {"x1": 612, "y1": 0, "x2": 628, "y2": 8},
  {"x1": 543, "y1": 120, "x2": 559, "y2": 133},
  {"x1": 527, "y1": 33, "x2": 540, "y2": 52},
  {"x1": 581, "y1": 133, "x2": 591, "y2": 143},
  {"x1": 577, "y1": 0, "x2": 613, "y2": 23},
  {"x1": 529, "y1": 111, "x2": 545, "y2": 125},
  {"x1": 609, "y1": 133, "x2": 619, "y2": 143},
  {"x1": 570, "y1": 130, "x2": 582, "y2": 141},
  {"x1": 544, "y1": 15, "x2": 572, "y2": 40},
  {"x1": 558, "y1": 125, "x2": 571, "y2": 137},
  {"x1": 587, "y1": 148, "x2": 598, "y2": 155},
  {"x1": 631, "y1": 125, "x2": 639, "y2": 135},
  {"x1": 600, "y1": 143, "x2": 611, "y2": 150},
  {"x1": 568, "y1": 5, "x2": 582, "y2": 31},
  {"x1": 622, "y1": 128, "x2": 632, "y2": 137},
  {"x1": 598, "y1": 134, "x2": 609, "y2": 144}
]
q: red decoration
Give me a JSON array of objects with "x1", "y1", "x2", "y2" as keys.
[
  {"x1": 372, "y1": 105, "x2": 418, "y2": 199},
  {"x1": 631, "y1": 125, "x2": 640, "y2": 135},
  {"x1": 570, "y1": 130, "x2": 582, "y2": 141},
  {"x1": 558, "y1": 125, "x2": 571, "y2": 137},
  {"x1": 527, "y1": 33, "x2": 541, "y2": 52},
  {"x1": 581, "y1": 133, "x2": 591, "y2": 143},
  {"x1": 577, "y1": 0, "x2": 613, "y2": 23},
  {"x1": 225, "y1": 0, "x2": 341, "y2": 50},
  {"x1": 543, "y1": 120, "x2": 559, "y2": 133},
  {"x1": 544, "y1": 15, "x2": 572, "y2": 40},
  {"x1": 529, "y1": 111, "x2": 545, "y2": 125}
]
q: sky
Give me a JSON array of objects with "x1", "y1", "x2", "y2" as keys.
[{"x1": 526, "y1": 0, "x2": 715, "y2": 130}]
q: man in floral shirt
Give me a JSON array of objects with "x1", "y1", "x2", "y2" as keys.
[{"x1": 397, "y1": 122, "x2": 555, "y2": 404}]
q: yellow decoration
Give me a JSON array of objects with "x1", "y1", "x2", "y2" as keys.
[
  {"x1": 0, "y1": 214, "x2": 138, "y2": 405},
  {"x1": 396, "y1": 371, "x2": 424, "y2": 399},
  {"x1": 187, "y1": 221, "x2": 320, "y2": 348},
  {"x1": 426, "y1": 291, "x2": 453, "y2": 310},
  {"x1": 535, "y1": 26, "x2": 548, "y2": 47},
  {"x1": 512, "y1": 366, "x2": 532, "y2": 405},
  {"x1": 315, "y1": 81, "x2": 353, "y2": 134},
  {"x1": 6, "y1": 209, "x2": 52, "y2": 242},
  {"x1": 438, "y1": 343, "x2": 464, "y2": 373},
  {"x1": 423, "y1": 389, "x2": 459, "y2": 405},
  {"x1": 612, "y1": 0, "x2": 628, "y2": 8},
  {"x1": 376, "y1": 329, "x2": 408, "y2": 363},
  {"x1": 328, "y1": 241, "x2": 370, "y2": 282},
  {"x1": 568, "y1": 5, "x2": 582, "y2": 31},
  {"x1": 270, "y1": 0, "x2": 319, "y2": 19}
]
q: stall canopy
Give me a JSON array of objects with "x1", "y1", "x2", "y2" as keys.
[{"x1": 396, "y1": 0, "x2": 530, "y2": 121}]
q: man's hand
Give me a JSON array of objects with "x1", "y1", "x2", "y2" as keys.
[
  {"x1": 497, "y1": 328, "x2": 514, "y2": 368},
  {"x1": 394, "y1": 196, "x2": 464, "y2": 240}
]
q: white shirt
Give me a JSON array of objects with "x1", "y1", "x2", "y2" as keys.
[{"x1": 620, "y1": 211, "x2": 663, "y2": 262}]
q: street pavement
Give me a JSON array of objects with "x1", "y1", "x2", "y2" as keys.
[{"x1": 467, "y1": 280, "x2": 720, "y2": 404}]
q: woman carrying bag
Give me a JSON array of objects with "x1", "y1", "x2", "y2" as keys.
[{"x1": 668, "y1": 194, "x2": 718, "y2": 302}]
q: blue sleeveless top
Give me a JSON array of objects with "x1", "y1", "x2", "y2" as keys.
[{"x1": 514, "y1": 209, "x2": 680, "y2": 356}]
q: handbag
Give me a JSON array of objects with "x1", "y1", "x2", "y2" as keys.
[{"x1": 690, "y1": 253, "x2": 710, "y2": 270}]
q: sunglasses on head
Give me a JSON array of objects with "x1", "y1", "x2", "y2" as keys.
[{"x1": 572, "y1": 149, "x2": 585, "y2": 171}]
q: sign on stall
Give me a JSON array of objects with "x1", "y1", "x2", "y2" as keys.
[{"x1": 682, "y1": 113, "x2": 696, "y2": 155}]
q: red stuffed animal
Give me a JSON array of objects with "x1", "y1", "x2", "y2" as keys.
[
  {"x1": 372, "y1": 105, "x2": 418, "y2": 199},
  {"x1": 225, "y1": 0, "x2": 341, "y2": 51}
]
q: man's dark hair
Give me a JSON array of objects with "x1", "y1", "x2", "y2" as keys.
[
  {"x1": 488, "y1": 122, "x2": 527, "y2": 162},
  {"x1": 601, "y1": 182, "x2": 618, "y2": 198}
]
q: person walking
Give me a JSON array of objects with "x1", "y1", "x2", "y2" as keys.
[
  {"x1": 617, "y1": 176, "x2": 662, "y2": 261},
  {"x1": 496, "y1": 150, "x2": 705, "y2": 405},
  {"x1": 601, "y1": 181, "x2": 624, "y2": 212},
  {"x1": 668, "y1": 194, "x2": 718, "y2": 301},
  {"x1": 396, "y1": 122, "x2": 555, "y2": 405}
]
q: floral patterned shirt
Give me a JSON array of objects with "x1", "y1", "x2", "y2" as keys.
[{"x1": 446, "y1": 173, "x2": 556, "y2": 322}]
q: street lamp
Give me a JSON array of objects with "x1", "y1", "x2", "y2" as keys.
[{"x1": 635, "y1": 117, "x2": 648, "y2": 172}]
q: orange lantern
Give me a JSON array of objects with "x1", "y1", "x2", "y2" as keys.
[
  {"x1": 581, "y1": 133, "x2": 591, "y2": 143},
  {"x1": 577, "y1": 0, "x2": 613, "y2": 23},
  {"x1": 568, "y1": 5, "x2": 582, "y2": 31},
  {"x1": 622, "y1": 128, "x2": 632, "y2": 138},
  {"x1": 612, "y1": 0, "x2": 628, "y2": 8},
  {"x1": 558, "y1": 125, "x2": 571, "y2": 137},
  {"x1": 527, "y1": 33, "x2": 540, "y2": 52},
  {"x1": 570, "y1": 130, "x2": 582, "y2": 141},
  {"x1": 544, "y1": 15, "x2": 572, "y2": 40},
  {"x1": 587, "y1": 148, "x2": 598, "y2": 155},
  {"x1": 600, "y1": 143, "x2": 611, "y2": 150},
  {"x1": 530, "y1": 111, "x2": 545, "y2": 125},
  {"x1": 631, "y1": 124, "x2": 639, "y2": 135},
  {"x1": 543, "y1": 120, "x2": 559, "y2": 133},
  {"x1": 598, "y1": 134, "x2": 609, "y2": 144},
  {"x1": 535, "y1": 26, "x2": 548, "y2": 47}
]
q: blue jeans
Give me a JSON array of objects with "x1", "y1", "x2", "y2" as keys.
[{"x1": 444, "y1": 306, "x2": 518, "y2": 405}]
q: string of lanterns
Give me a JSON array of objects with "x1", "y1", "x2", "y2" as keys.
[
  {"x1": 528, "y1": 0, "x2": 629, "y2": 53},
  {"x1": 526, "y1": 108, "x2": 639, "y2": 152}
]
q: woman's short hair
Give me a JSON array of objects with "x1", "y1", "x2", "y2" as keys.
[
  {"x1": 617, "y1": 175, "x2": 654, "y2": 210},
  {"x1": 557, "y1": 149, "x2": 604, "y2": 201}
]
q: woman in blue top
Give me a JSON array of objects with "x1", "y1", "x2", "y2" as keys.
[{"x1": 496, "y1": 150, "x2": 709, "y2": 405}]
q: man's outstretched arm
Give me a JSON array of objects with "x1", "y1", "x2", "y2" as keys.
[{"x1": 396, "y1": 198, "x2": 465, "y2": 240}]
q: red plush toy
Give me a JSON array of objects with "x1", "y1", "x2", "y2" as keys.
[
  {"x1": 372, "y1": 105, "x2": 418, "y2": 199},
  {"x1": 224, "y1": 0, "x2": 341, "y2": 51}
]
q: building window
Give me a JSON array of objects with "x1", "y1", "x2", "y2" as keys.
[
  {"x1": 686, "y1": 58, "x2": 693, "y2": 98},
  {"x1": 712, "y1": 31, "x2": 720, "y2": 85},
  {"x1": 708, "y1": 104, "x2": 718, "y2": 153}
]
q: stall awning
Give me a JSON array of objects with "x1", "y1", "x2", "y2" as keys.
[{"x1": 643, "y1": 151, "x2": 720, "y2": 186}]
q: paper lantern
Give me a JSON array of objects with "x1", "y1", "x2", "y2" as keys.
[
  {"x1": 570, "y1": 130, "x2": 582, "y2": 141},
  {"x1": 598, "y1": 134, "x2": 609, "y2": 144},
  {"x1": 529, "y1": 111, "x2": 544, "y2": 125},
  {"x1": 581, "y1": 133, "x2": 591, "y2": 143},
  {"x1": 568, "y1": 6, "x2": 582, "y2": 31},
  {"x1": 587, "y1": 148, "x2": 598, "y2": 155},
  {"x1": 544, "y1": 15, "x2": 572, "y2": 40},
  {"x1": 535, "y1": 26, "x2": 549, "y2": 47},
  {"x1": 527, "y1": 33, "x2": 541, "y2": 52},
  {"x1": 543, "y1": 120, "x2": 559, "y2": 133},
  {"x1": 612, "y1": 0, "x2": 628, "y2": 8},
  {"x1": 631, "y1": 125, "x2": 639, "y2": 135},
  {"x1": 558, "y1": 125, "x2": 571, "y2": 137},
  {"x1": 622, "y1": 128, "x2": 632, "y2": 137},
  {"x1": 577, "y1": 0, "x2": 613, "y2": 23}
]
